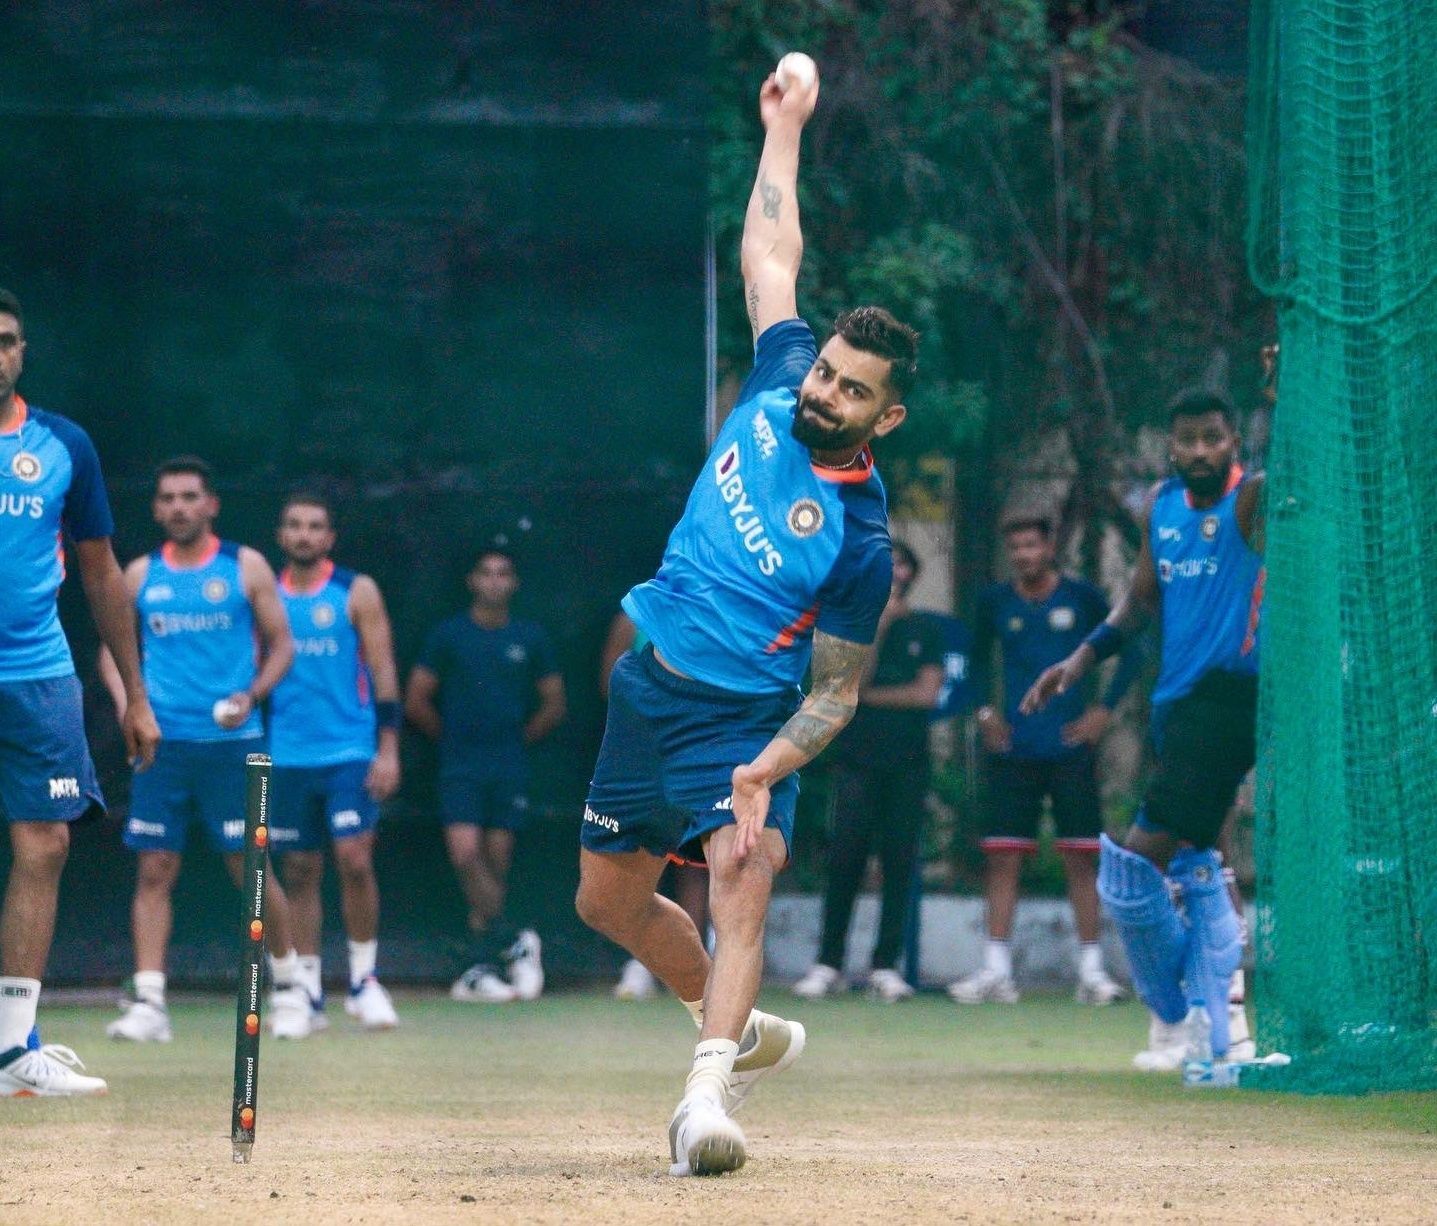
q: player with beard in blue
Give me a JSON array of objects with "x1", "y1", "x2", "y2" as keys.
[
  {"x1": 0, "y1": 288, "x2": 160, "y2": 1097},
  {"x1": 1023, "y1": 388, "x2": 1264, "y2": 1068},
  {"x1": 574, "y1": 63, "x2": 916, "y2": 1176}
]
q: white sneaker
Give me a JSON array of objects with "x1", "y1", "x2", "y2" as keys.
[
  {"x1": 105, "y1": 998, "x2": 172, "y2": 1043},
  {"x1": 1075, "y1": 971, "x2": 1127, "y2": 1006},
  {"x1": 947, "y1": 967, "x2": 1020, "y2": 1004},
  {"x1": 345, "y1": 977, "x2": 399, "y2": 1030},
  {"x1": 791, "y1": 963, "x2": 843, "y2": 999},
  {"x1": 726, "y1": 1009, "x2": 806, "y2": 1116},
  {"x1": 1132, "y1": 1014, "x2": 1189, "y2": 1072},
  {"x1": 269, "y1": 985, "x2": 314, "y2": 1039},
  {"x1": 868, "y1": 968, "x2": 915, "y2": 1003},
  {"x1": 450, "y1": 963, "x2": 517, "y2": 1003},
  {"x1": 504, "y1": 930, "x2": 544, "y2": 1001},
  {"x1": 668, "y1": 1094, "x2": 746, "y2": 1177},
  {"x1": 308, "y1": 992, "x2": 330, "y2": 1034},
  {"x1": 614, "y1": 958, "x2": 657, "y2": 1000},
  {"x1": 0, "y1": 1044, "x2": 108, "y2": 1097}
]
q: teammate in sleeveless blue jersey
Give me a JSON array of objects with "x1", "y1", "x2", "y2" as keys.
[
  {"x1": 1024, "y1": 388, "x2": 1267, "y2": 1062},
  {"x1": 953, "y1": 516, "x2": 1141, "y2": 1008},
  {"x1": 0, "y1": 288, "x2": 158, "y2": 1097},
  {"x1": 573, "y1": 67, "x2": 919, "y2": 1177},
  {"x1": 269, "y1": 493, "x2": 402, "y2": 1030},
  {"x1": 407, "y1": 547, "x2": 566, "y2": 1004},
  {"x1": 100, "y1": 457, "x2": 313, "y2": 1043}
]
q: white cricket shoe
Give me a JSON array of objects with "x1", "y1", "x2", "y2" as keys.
[
  {"x1": 269, "y1": 985, "x2": 313, "y2": 1039},
  {"x1": 1133, "y1": 1014, "x2": 1189, "y2": 1072},
  {"x1": 791, "y1": 962, "x2": 843, "y2": 999},
  {"x1": 1075, "y1": 970, "x2": 1127, "y2": 1006},
  {"x1": 668, "y1": 1094, "x2": 746, "y2": 1177},
  {"x1": 1227, "y1": 1002, "x2": 1255, "y2": 1062},
  {"x1": 947, "y1": 967, "x2": 1020, "y2": 1004},
  {"x1": 106, "y1": 998, "x2": 173, "y2": 1043},
  {"x1": 504, "y1": 930, "x2": 544, "y2": 1001},
  {"x1": 725, "y1": 1009, "x2": 806, "y2": 1116},
  {"x1": 868, "y1": 968, "x2": 915, "y2": 1003},
  {"x1": 614, "y1": 958, "x2": 657, "y2": 1000},
  {"x1": 450, "y1": 963, "x2": 517, "y2": 1003},
  {"x1": 0, "y1": 1043, "x2": 108, "y2": 1097},
  {"x1": 307, "y1": 992, "x2": 330, "y2": 1033},
  {"x1": 345, "y1": 976, "x2": 399, "y2": 1030}
]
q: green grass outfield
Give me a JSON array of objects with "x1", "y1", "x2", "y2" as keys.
[{"x1": 5, "y1": 991, "x2": 1435, "y2": 1223}]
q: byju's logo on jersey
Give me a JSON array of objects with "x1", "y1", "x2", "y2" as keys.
[
  {"x1": 10, "y1": 451, "x2": 42, "y2": 482},
  {"x1": 712, "y1": 443, "x2": 783, "y2": 577},
  {"x1": 203, "y1": 578, "x2": 230, "y2": 604}
]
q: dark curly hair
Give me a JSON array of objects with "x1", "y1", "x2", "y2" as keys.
[{"x1": 833, "y1": 307, "x2": 919, "y2": 400}]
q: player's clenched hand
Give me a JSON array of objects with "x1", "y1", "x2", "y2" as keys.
[
  {"x1": 730, "y1": 762, "x2": 773, "y2": 860},
  {"x1": 1020, "y1": 645, "x2": 1094, "y2": 716},
  {"x1": 1061, "y1": 705, "x2": 1112, "y2": 747},
  {"x1": 759, "y1": 73, "x2": 818, "y2": 131},
  {"x1": 365, "y1": 747, "x2": 400, "y2": 802},
  {"x1": 123, "y1": 695, "x2": 162, "y2": 771}
]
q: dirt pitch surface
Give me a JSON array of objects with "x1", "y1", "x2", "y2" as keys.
[{"x1": 3, "y1": 992, "x2": 1433, "y2": 1223}]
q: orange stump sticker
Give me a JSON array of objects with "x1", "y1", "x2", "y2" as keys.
[
  {"x1": 249, "y1": 920, "x2": 263, "y2": 941},
  {"x1": 240, "y1": 1107, "x2": 255, "y2": 1129},
  {"x1": 254, "y1": 826, "x2": 268, "y2": 849},
  {"x1": 245, "y1": 1013, "x2": 259, "y2": 1036}
]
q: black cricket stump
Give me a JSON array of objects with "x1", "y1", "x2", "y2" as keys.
[{"x1": 231, "y1": 753, "x2": 271, "y2": 1163}]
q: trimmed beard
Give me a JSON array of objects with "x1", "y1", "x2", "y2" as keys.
[{"x1": 791, "y1": 397, "x2": 868, "y2": 451}]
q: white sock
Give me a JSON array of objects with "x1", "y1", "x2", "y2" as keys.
[
  {"x1": 681, "y1": 998, "x2": 704, "y2": 1030},
  {"x1": 1077, "y1": 943, "x2": 1103, "y2": 982},
  {"x1": 984, "y1": 939, "x2": 1012, "y2": 978},
  {"x1": 133, "y1": 970, "x2": 167, "y2": 1007},
  {"x1": 270, "y1": 949, "x2": 301, "y2": 989},
  {"x1": 685, "y1": 1038, "x2": 738, "y2": 1106},
  {"x1": 296, "y1": 955, "x2": 322, "y2": 999},
  {"x1": 348, "y1": 940, "x2": 377, "y2": 988},
  {"x1": 0, "y1": 977, "x2": 40, "y2": 1051}
]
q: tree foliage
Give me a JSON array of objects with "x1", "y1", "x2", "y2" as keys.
[{"x1": 710, "y1": 1, "x2": 1263, "y2": 575}]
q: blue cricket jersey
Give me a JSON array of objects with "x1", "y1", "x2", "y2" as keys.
[
  {"x1": 270, "y1": 561, "x2": 376, "y2": 768},
  {"x1": 624, "y1": 319, "x2": 893, "y2": 694},
  {"x1": 973, "y1": 576, "x2": 1142, "y2": 760},
  {"x1": 0, "y1": 398, "x2": 115, "y2": 683},
  {"x1": 1149, "y1": 469, "x2": 1263, "y2": 707},
  {"x1": 138, "y1": 536, "x2": 262, "y2": 742}
]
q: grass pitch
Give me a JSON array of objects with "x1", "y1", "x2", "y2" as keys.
[{"x1": 4, "y1": 991, "x2": 1434, "y2": 1223}]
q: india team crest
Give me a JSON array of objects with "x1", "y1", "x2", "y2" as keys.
[
  {"x1": 10, "y1": 451, "x2": 41, "y2": 482},
  {"x1": 203, "y1": 577, "x2": 230, "y2": 604},
  {"x1": 1048, "y1": 606, "x2": 1076, "y2": 631},
  {"x1": 1007, "y1": 616, "x2": 1024, "y2": 633},
  {"x1": 506, "y1": 643, "x2": 528, "y2": 664},
  {"x1": 1201, "y1": 515, "x2": 1220, "y2": 540},
  {"x1": 786, "y1": 498, "x2": 824, "y2": 538},
  {"x1": 311, "y1": 602, "x2": 336, "y2": 629}
]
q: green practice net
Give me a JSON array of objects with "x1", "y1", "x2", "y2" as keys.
[{"x1": 1246, "y1": 0, "x2": 1437, "y2": 1092}]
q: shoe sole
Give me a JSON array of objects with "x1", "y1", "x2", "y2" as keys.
[
  {"x1": 687, "y1": 1130, "x2": 746, "y2": 1176},
  {"x1": 0, "y1": 1085, "x2": 108, "y2": 1098},
  {"x1": 1075, "y1": 987, "x2": 1126, "y2": 1006}
]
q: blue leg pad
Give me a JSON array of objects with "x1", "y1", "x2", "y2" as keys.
[
  {"x1": 1170, "y1": 847, "x2": 1243, "y2": 1056},
  {"x1": 1097, "y1": 834, "x2": 1189, "y2": 1024}
]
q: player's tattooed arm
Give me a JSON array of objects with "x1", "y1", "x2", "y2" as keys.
[
  {"x1": 740, "y1": 73, "x2": 817, "y2": 341},
  {"x1": 776, "y1": 631, "x2": 869, "y2": 760}
]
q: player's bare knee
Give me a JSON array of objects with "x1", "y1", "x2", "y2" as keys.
[
  {"x1": 284, "y1": 851, "x2": 325, "y2": 891},
  {"x1": 10, "y1": 821, "x2": 70, "y2": 878},
  {"x1": 136, "y1": 851, "x2": 181, "y2": 893},
  {"x1": 332, "y1": 839, "x2": 373, "y2": 884}
]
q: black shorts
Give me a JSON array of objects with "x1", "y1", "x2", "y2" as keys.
[
  {"x1": 1141, "y1": 671, "x2": 1257, "y2": 849},
  {"x1": 983, "y1": 750, "x2": 1101, "y2": 854}
]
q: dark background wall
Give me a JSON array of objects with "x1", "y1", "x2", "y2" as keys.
[{"x1": 0, "y1": 1, "x2": 708, "y2": 984}]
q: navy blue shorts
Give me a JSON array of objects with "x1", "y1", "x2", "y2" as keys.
[
  {"x1": 440, "y1": 771, "x2": 530, "y2": 832},
  {"x1": 582, "y1": 646, "x2": 802, "y2": 865},
  {"x1": 125, "y1": 739, "x2": 256, "y2": 853},
  {"x1": 0, "y1": 675, "x2": 104, "y2": 824},
  {"x1": 270, "y1": 760, "x2": 379, "y2": 852}
]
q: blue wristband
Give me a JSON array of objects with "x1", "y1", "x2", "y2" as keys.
[
  {"x1": 375, "y1": 700, "x2": 401, "y2": 731},
  {"x1": 1083, "y1": 623, "x2": 1124, "y2": 662}
]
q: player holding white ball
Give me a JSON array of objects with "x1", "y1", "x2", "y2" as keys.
[{"x1": 99, "y1": 456, "x2": 312, "y2": 1042}]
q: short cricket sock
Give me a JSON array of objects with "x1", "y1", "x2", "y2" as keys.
[
  {"x1": 681, "y1": 998, "x2": 705, "y2": 1030},
  {"x1": 296, "y1": 955, "x2": 322, "y2": 999},
  {"x1": 133, "y1": 970, "x2": 167, "y2": 1007},
  {"x1": 270, "y1": 949, "x2": 301, "y2": 989},
  {"x1": 348, "y1": 940, "x2": 378, "y2": 989},
  {"x1": 685, "y1": 1038, "x2": 738, "y2": 1107},
  {"x1": 984, "y1": 939, "x2": 1013, "y2": 978},
  {"x1": 1077, "y1": 943, "x2": 1104, "y2": 982},
  {"x1": 0, "y1": 977, "x2": 41, "y2": 1052}
]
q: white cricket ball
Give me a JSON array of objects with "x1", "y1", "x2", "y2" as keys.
[
  {"x1": 776, "y1": 52, "x2": 817, "y2": 93},
  {"x1": 213, "y1": 697, "x2": 243, "y2": 726}
]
